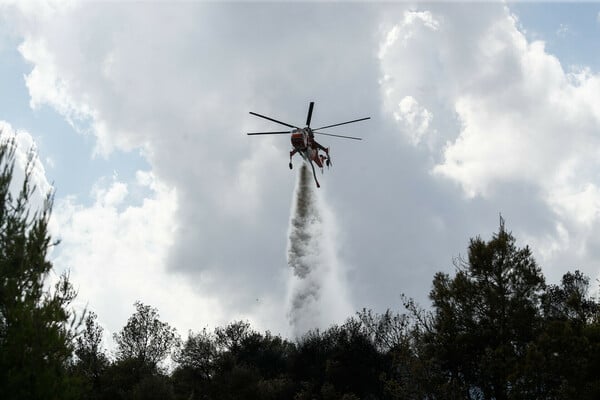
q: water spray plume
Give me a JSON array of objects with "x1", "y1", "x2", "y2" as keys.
[{"x1": 286, "y1": 164, "x2": 352, "y2": 337}]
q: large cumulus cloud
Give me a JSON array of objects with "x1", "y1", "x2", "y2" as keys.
[
  {"x1": 4, "y1": 2, "x2": 382, "y2": 336},
  {"x1": 3, "y1": 1, "x2": 600, "y2": 339},
  {"x1": 379, "y1": 4, "x2": 600, "y2": 284}
]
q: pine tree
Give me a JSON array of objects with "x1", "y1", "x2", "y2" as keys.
[
  {"x1": 0, "y1": 138, "x2": 80, "y2": 399},
  {"x1": 425, "y1": 218, "x2": 545, "y2": 399}
]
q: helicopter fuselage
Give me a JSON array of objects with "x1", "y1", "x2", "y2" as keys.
[{"x1": 291, "y1": 128, "x2": 324, "y2": 168}]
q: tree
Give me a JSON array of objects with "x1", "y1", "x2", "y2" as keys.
[
  {"x1": 357, "y1": 307, "x2": 412, "y2": 353},
  {"x1": 541, "y1": 270, "x2": 598, "y2": 325},
  {"x1": 72, "y1": 311, "x2": 109, "y2": 399},
  {"x1": 357, "y1": 305, "x2": 440, "y2": 399},
  {"x1": 0, "y1": 139, "x2": 80, "y2": 399},
  {"x1": 114, "y1": 301, "x2": 179, "y2": 369},
  {"x1": 292, "y1": 319, "x2": 384, "y2": 399},
  {"x1": 172, "y1": 328, "x2": 217, "y2": 399},
  {"x1": 174, "y1": 328, "x2": 217, "y2": 380},
  {"x1": 425, "y1": 218, "x2": 546, "y2": 399},
  {"x1": 518, "y1": 270, "x2": 600, "y2": 399},
  {"x1": 105, "y1": 302, "x2": 178, "y2": 400},
  {"x1": 207, "y1": 322, "x2": 296, "y2": 400},
  {"x1": 214, "y1": 320, "x2": 253, "y2": 354}
]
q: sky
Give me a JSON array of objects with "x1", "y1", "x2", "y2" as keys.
[{"x1": 2, "y1": 1, "x2": 600, "y2": 347}]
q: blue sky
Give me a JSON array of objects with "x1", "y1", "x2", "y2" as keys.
[
  {"x1": 511, "y1": 2, "x2": 600, "y2": 69},
  {"x1": 2, "y1": 2, "x2": 600, "y2": 342},
  {"x1": 0, "y1": 34, "x2": 149, "y2": 204}
]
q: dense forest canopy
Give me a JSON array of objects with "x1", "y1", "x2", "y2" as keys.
[{"x1": 1, "y1": 139, "x2": 600, "y2": 399}]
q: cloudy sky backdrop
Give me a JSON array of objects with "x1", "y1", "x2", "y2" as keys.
[{"x1": 2, "y1": 1, "x2": 600, "y2": 344}]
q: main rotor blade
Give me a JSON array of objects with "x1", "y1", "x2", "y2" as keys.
[
  {"x1": 314, "y1": 131, "x2": 362, "y2": 140},
  {"x1": 313, "y1": 117, "x2": 370, "y2": 131},
  {"x1": 247, "y1": 131, "x2": 291, "y2": 135},
  {"x1": 249, "y1": 112, "x2": 299, "y2": 129},
  {"x1": 306, "y1": 101, "x2": 314, "y2": 127}
]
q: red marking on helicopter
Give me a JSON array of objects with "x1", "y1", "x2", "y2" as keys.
[{"x1": 247, "y1": 102, "x2": 369, "y2": 188}]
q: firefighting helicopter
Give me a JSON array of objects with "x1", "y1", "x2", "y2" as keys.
[{"x1": 247, "y1": 102, "x2": 369, "y2": 188}]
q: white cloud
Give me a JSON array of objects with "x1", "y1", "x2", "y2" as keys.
[
  {"x1": 431, "y1": 15, "x2": 600, "y2": 224},
  {"x1": 18, "y1": 33, "x2": 129, "y2": 156},
  {"x1": 0, "y1": 121, "x2": 53, "y2": 208},
  {"x1": 51, "y1": 172, "x2": 235, "y2": 342},
  {"x1": 392, "y1": 96, "x2": 433, "y2": 146},
  {"x1": 93, "y1": 180, "x2": 127, "y2": 208},
  {"x1": 380, "y1": 5, "x2": 600, "y2": 209},
  {"x1": 20, "y1": 37, "x2": 89, "y2": 119},
  {"x1": 379, "y1": 10, "x2": 439, "y2": 59},
  {"x1": 548, "y1": 183, "x2": 600, "y2": 227},
  {"x1": 6, "y1": 2, "x2": 380, "y2": 336},
  {"x1": 379, "y1": 4, "x2": 600, "y2": 282}
]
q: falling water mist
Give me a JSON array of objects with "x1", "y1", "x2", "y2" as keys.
[{"x1": 286, "y1": 164, "x2": 352, "y2": 338}]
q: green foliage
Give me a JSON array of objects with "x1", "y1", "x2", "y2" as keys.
[
  {"x1": 2, "y1": 149, "x2": 599, "y2": 400},
  {"x1": 100, "y1": 356, "x2": 165, "y2": 400},
  {"x1": 424, "y1": 219, "x2": 546, "y2": 399},
  {"x1": 168, "y1": 221, "x2": 600, "y2": 399},
  {"x1": 0, "y1": 139, "x2": 80, "y2": 399},
  {"x1": 173, "y1": 321, "x2": 297, "y2": 400},
  {"x1": 292, "y1": 319, "x2": 385, "y2": 399},
  {"x1": 516, "y1": 271, "x2": 600, "y2": 399},
  {"x1": 72, "y1": 311, "x2": 109, "y2": 399},
  {"x1": 215, "y1": 319, "x2": 253, "y2": 353},
  {"x1": 542, "y1": 270, "x2": 598, "y2": 324},
  {"x1": 171, "y1": 328, "x2": 217, "y2": 399},
  {"x1": 357, "y1": 307, "x2": 412, "y2": 353},
  {"x1": 114, "y1": 301, "x2": 179, "y2": 368},
  {"x1": 95, "y1": 302, "x2": 179, "y2": 400},
  {"x1": 174, "y1": 328, "x2": 217, "y2": 379},
  {"x1": 131, "y1": 374, "x2": 175, "y2": 400}
]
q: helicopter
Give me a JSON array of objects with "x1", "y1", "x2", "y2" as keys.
[{"x1": 247, "y1": 102, "x2": 369, "y2": 188}]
